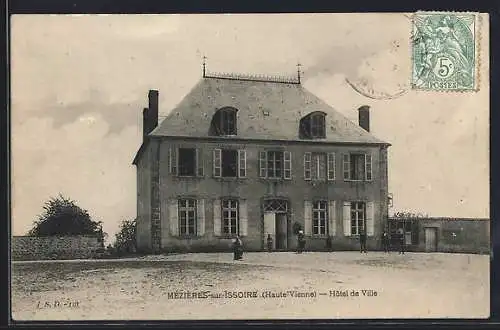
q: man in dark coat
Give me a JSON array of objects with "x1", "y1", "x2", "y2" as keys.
[
  {"x1": 359, "y1": 228, "x2": 367, "y2": 253},
  {"x1": 297, "y1": 230, "x2": 305, "y2": 254},
  {"x1": 382, "y1": 230, "x2": 390, "y2": 253},
  {"x1": 233, "y1": 235, "x2": 243, "y2": 260},
  {"x1": 398, "y1": 229, "x2": 405, "y2": 255}
]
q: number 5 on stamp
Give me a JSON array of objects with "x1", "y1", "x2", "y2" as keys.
[{"x1": 411, "y1": 12, "x2": 478, "y2": 91}]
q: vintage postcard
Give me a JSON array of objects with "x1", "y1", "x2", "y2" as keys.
[{"x1": 10, "y1": 13, "x2": 490, "y2": 321}]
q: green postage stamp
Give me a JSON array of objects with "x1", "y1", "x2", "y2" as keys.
[{"x1": 412, "y1": 12, "x2": 478, "y2": 91}]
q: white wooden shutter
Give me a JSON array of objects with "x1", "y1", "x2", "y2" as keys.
[
  {"x1": 169, "y1": 147, "x2": 178, "y2": 175},
  {"x1": 169, "y1": 199, "x2": 179, "y2": 236},
  {"x1": 343, "y1": 202, "x2": 351, "y2": 236},
  {"x1": 196, "y1": 149, "x2": 204, "y2": 177},
  {"x1": 365, "y1": 154, "x2": 372, "y2": 181},
  {"x1": 284, "y1": 151, "x2": 292, "y2": 179},
  {"x1": 328, "y1": 200, "x2": 336, "y2": 236},
  {"x1": 343, "y1": 154, "x2": 350, "y2": 180},
  {"x1": 239, "y1": 200, "x2": 248, "y2": 236},
  {"x1": 304, "y1": 152, "x2": 312, "y2": 180},
  {"x1": 197, "y1": 199, "x2": 205, "y2": 236},
  {"x1": 366, "y1": 201, "x2": 375, "y2": 237},
  {"x1": 213, "y1": 149, "x2": 221, "y2": 177},
  {"x1": 259, "y1": 151, "x2": 267, "y2": 178},
  {"x1": 213, "y1": 199, "x2": 221, "y2": 236},
  {"x1": 304, "y1": 201, "x2": 312, "y2": 235},
  {"x1": 327, "y1": 153, "x2": 336, "y2": 181},
  {"x1": 238, "y1": 150, "x2": 247, "y2": 178}
]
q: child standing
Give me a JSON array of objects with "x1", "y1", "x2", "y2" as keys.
[{"x1": 266, "y1": 234, "x2": 273, "y2": 252}]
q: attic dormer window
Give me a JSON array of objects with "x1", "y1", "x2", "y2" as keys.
[
  {"x1": 300, "y1": 112, "x2": 326, "y2": 139},
  {"x1": 211, "y1": 107, "x2": 238, "y2": 136}
]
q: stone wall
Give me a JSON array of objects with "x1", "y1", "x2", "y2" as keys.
[
  {"x1": 388, "y1": 217, "x2": 490, "y2": 254},
  {"x1": 11, "y1": 235, "x2": 102, "y2": 261}
]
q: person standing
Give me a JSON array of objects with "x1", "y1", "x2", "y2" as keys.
[
  {"x1": 382, "y1": 230, "x2": 390, "y2": 253},
  {"x1": 297, "y1": 230, "x2": 305, "y2": 254},
  {"x1": 398, "y1": 228, "x2": 405, "y2": 255},
  {"x1": 233, "y1": 235, "x2": 243, "y2": 260},
  {"x1": 266, "y1": 234, "x2": 273, "y2": 252},
  {"x1": 359, "y1": 228, "x2": 367, "y2": 253}
]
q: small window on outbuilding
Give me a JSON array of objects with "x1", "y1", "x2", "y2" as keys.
[
  {"x1": 299, "y1": 112, "x2": 326, "y2": 139},
  {"x1": 210, "y1": 107, "x2": 238, "y2": 136}
]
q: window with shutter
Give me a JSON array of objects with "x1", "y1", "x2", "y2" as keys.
[
  {"x1": 304, "y1": 152, "x2": 312, "y2": 180},
  {"x1": 261, "y1": 151, "x2": 291, "y2": 179},
  {"x1": 366, "y1": 201, "x2": 374, "y2": 236},
  {"x1": 284, "y1": 151, "x2": 292, "y2": 179},
  {"x1": 213, "y1": 149, "x2": 222, "y2": 177},
  {"x1": 328, "y1": 200, "x2": 336, "y2": 236},
  {"x1": 259, "y1": 151, "x2": 267, "y2": 178},
  {"x1": 327, "y1": 153, "x2": 336, "y2": 181},
  {"x1": 213, "y1": 199, "x2": 221, "y2": 236},
  {"x1": 238, "y1": 150, "x2": 247, "y2": 178},
  {"x1": 344, "y1": 153, "x2": 371, "y2": 181},
  {"x1": 343, "y1": 154, "x2": 350, "y2": 180},
  {"x1": 169, "y1": 199, "x2": 179, "y2": 236},
  {"x1": 343, "y1": 202, "x2": 351, "y2": 236},
  {"x1": 304, "y1": 201, "x2": 312, "y2": 235},
  {"x1": 169, "y1": 147, "x2": 178, "y2": 175},
  {"x1": 197, "y1": 199, "x2": 205, "y2": 236},
  {"x1": 239, "y1": 200, "x2": 248, "y2": 236},
  {"x1": 365, "y1": 154, "x2": 372, "y2": 181},
  {"x1": 196, "y1": 149, "x2": 204, "y2": 177}
]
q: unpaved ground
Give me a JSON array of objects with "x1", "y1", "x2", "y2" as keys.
[{"x1": 11, "y1": 252, "x2": 489, "y2": 320}]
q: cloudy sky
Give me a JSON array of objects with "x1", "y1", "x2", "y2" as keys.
[{"x1": 11, "y1": 14, "x2": 489, "y2": 241}]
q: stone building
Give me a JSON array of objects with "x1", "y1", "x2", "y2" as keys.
[
  {"x1": 388, "y1": 217, "x2": 490, "y2": 254},
  {"x1": 132, "y1": 69, "x2": 391, "y2": 253}
]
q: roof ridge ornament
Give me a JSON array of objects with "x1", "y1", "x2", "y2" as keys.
[
  {"x1": 202, "y1": 56, "x2": 207, "y2": 78},
  {"x1": 204, "y1": 68, "x2": 301, "y2": 84}
]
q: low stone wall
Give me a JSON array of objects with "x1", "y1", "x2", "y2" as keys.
[{"x1": 11, "y1": 235, "x2": 103, "y2": 261}]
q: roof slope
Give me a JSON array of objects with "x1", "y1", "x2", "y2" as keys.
[{"x1": 150, "y1": 77, "x2": 389, "y2": 145}]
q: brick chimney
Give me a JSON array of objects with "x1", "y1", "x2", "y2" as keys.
[
  {"x1": 358, "y1": 105, "x2": 370, "y2": 132},
  {"x1": 142, "y1": 108, "x2": 149, "y2": 140},
  {"x1": 142, "y1": 90, "x2": 159, "y2": 140}
]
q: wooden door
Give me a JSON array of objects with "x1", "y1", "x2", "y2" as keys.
[
  {"x1": 264, "y1": 212, "x2": 276, "y2": 250},
  {"x1": 425, "y1": 227, "x2": 437, "y2": 252},
  {"x1": 275, "y1": 214, "x2": 287, "y2": 250}
]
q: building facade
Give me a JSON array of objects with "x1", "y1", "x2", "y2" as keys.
[{"x1": 133, "y1": 72, "x2": 391, "y2": 253}]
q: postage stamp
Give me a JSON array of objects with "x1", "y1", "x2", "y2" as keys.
[{"x1": 411, "y1": 12, "x2": 478, "y2": 91}]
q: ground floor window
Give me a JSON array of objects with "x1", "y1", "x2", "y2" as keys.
[
  {"x1": 222, "y1": 199, "x2": 239, "y2": 234},
  {"x1": 312, "y1": 201, "x2": 327, "y2": 235},
  {"x1": 179, "y1": 199, "x2": 197, "y2": 235},
  {"x1": 351, "y1": 201, "x2": 365, "y2": 235}
]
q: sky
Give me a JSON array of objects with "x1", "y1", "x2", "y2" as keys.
[{"x1": 10, "y1": 14, "x2": 490, "y2": 242}]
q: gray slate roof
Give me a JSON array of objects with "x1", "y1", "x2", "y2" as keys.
[{"x1": 149, "y1": 77, "x2": 389, "y2": 145}]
